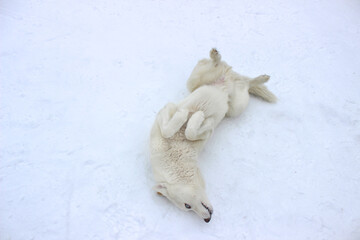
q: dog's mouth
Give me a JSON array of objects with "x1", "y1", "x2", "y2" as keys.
[{"x1": 201, "y1": 202, "x2": 213, "y2": 223}]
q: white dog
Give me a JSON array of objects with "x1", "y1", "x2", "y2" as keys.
[{"x1": 150, "y1": 49, "x2": 276, "y2": 222}]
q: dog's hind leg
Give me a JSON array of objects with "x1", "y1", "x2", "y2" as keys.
[
  {"x1": 185, "y1": 111, "x2": 214, "y2": 141},
  {"x1": 249, "y1": 74, "x2": 270, "y2": 87},
  {"x1": 248, "y1": 75, "x2": 277, "y2": 103},
  {"x1": 157, "y1": 103, "x2": 189, "y2": 138},
  {"x1": 210, "y1": 48, "x2": 221, "y2": 66}
]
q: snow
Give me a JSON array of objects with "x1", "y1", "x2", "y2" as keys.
[{"x1": 1, "y1": 0, "x2": 360, "y2": 239}]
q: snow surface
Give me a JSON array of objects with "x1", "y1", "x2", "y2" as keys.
[{"x1": 1, "y1": 0, "x2": 360, "y2": 239}]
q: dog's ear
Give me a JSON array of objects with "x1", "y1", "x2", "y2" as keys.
[{"x1": 153, "y1": 183, "x2": 169, "y2": 197}]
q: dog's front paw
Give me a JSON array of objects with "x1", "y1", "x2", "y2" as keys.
[
  {"x1": 185, "y1": 111, "x2": 205, "y2": 141},
  {"x1": 164, "y1": 102, "x2": 177, "y2": 112},
  {"x1": 178, "y1": 108, "x2": 189, "y2": 117},
  {"x1": 159, "y1": 103, "x2": 178, "y2": 118}
]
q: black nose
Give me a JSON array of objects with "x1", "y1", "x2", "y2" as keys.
[
  {"x1": 201, "y1": 202, "x2": 213, "y2": 215},
  {"x1": 204, "y1": 218, "x2": 211, "y2": 223}
]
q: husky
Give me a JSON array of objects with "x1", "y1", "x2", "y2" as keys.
[{"x1": 150, "y1": 49, "x2": 276, "y2": 222}]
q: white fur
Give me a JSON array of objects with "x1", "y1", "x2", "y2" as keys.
[{"x1": 150, "y1": 48, "x2": 276, "y2": 222}]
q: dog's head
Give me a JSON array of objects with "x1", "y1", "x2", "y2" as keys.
[{"x1": 154, "y1": 183, "x2": 213, "y2": 222}]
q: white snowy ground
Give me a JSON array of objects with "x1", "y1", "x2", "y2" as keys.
[{"x1": 1, "y1": 0, "x2": 360, "y2": 239}]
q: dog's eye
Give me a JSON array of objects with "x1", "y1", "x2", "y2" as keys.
[{"x1": 185, "y1": 203, "x2": 191, "y2": 209}]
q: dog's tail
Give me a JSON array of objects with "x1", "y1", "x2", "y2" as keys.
[
  {"x1": 210, "y1": 48, "x2": 221, "y2": 66},
  {"x1": 249, "y1": 75, "x2": 277, "y2": 103}
]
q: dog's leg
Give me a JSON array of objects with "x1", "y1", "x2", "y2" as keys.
[
  {"x1": 248, "y1": 75, "x2": 277, "y2": 103},
  {"x1": 157, "y1": 103, "x2": 189, "y2": 138},
  {"x1": 249, "y1": 74, "x2": 270, "y2": 87},
  {"x1": 210, "y1": 48, "x2": 221, "y2": 66},
  {"x1": 195, "y1": 117, "x2": 214, "y2": 140},
  {"x1": 185, "y1": 111, "x2": 214, "y2": 141}
]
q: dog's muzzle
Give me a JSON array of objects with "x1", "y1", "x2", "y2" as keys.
[{"x1": 202, "y1": 202, "x2": 213, "y2": 223}]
